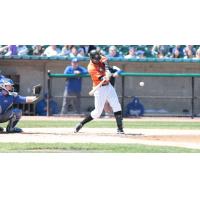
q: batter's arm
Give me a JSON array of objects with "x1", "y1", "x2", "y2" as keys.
[{"x1": 88, "y1": 78, "x2": 106, "y2": 96}]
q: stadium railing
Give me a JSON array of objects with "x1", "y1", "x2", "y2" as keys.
[{"x1": 48, "y1": 71, "x2": 200, "y2": 118}]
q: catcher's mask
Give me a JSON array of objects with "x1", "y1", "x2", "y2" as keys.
[
  {"x1": 89, "y1": 50, "x2": 101, "y2": 63},
  {"x1": 0, "y1": 78, "x2": 14, "y2": 92}
]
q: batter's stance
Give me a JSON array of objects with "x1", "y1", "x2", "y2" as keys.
[{"x1": 74, "y1": 50, "x2": 124, "y2": 134}]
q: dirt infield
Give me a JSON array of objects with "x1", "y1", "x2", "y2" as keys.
[
  {"x1": 1, "y1": 116, "x2": 200, "y2": 149},
  {"x1": 1, "y1": 128, "x2": 200, "y2": 149}
]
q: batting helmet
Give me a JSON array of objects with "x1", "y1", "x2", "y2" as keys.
[{"x1": 89, "y1": 50, "x2": 101, "y2": 62}]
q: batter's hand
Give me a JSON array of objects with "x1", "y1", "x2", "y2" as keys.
[
  {"x1": 105, "y1": 70, "x2": 112, "y2": 80},
  {"x1": 102, "y1": 75, "x2": 109, "y2": 82},
  {"x1": 112, "y1": 72, "x2": 120, "y2": 78}
]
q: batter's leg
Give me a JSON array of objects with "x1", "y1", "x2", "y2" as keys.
[
  {"x1": 90, "y1": 86, "x2": 108, "y2": 118},
  {"x1": 74, "y1": 114, "x2": 93, "y2": 133},
  {"x1": 74, "y1": 86, "x2": 108, "y2": 133},
  {"x1": 114, "y1": 111, "x2": 124, "y2": 134},
  {"x1": 106, "y1": 85, "x2": 124, "y2": 134}
]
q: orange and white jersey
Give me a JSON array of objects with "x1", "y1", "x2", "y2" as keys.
[{"x1": 87, "y1": 56, "x2": 109, "y2": 87}]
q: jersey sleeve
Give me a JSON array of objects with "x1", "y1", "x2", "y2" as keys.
[
  {"x1": 112, "y1": 66, "x2": 123, "y2": 75},
  {"x1": 64, "y1": 66, "x2": 73, "y2": 74},
  {"x1": 14, "y1": 95, "x2": 27, "y2": 104}
]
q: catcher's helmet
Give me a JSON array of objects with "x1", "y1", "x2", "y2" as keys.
[
  {"x1": 89, "y1": 50, "x2": 101, "y2": 62},
  {"x1": 4, "y1": 78, "x2": 14, "y2": 86},
  {"x1": 0, "y1": 78, "x2": 14, "y2": 92},
  {"x1": 0, "y1": 78, "x2": 14, "y2": 86}
]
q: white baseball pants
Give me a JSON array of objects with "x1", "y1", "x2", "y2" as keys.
[{"x1": 91, "y1": 83, "x2": 121, "y2": 119}]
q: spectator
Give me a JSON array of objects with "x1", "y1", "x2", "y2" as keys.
[
  {"x1": 151, "y1": 45, "x2": 171, "y2": 58},
  {"x1": 60, "y1": 58, "x2": 88, "y2": 114},
  {"x1": 184, "y1": 48, "x2": 194, "y2": 59},
  {"x1": 183, "y1": 45, "x2": 196, "y2": 56},
  {"x1": 32, "y1": 45, "x2": 45, "y2": 56},
  {"x1": 96, "y1": 46, "x2": 106, "y2": 56},
  {"x1": 124, "y1": 47, "x2": 137, "y2": 59},
  {"x1": 60, "y1": 45, "x2": 71, "y2": 56},
  {"x1": 69, "y1": 46, "x2": 78, "y2": 58},
  {"x1": 77, "y1": 47, "x2": 86, "y2": 58},
  {"x1": 0, "y1": 45, "x2": 9, "y2": 55},
  {"x1": 136, "y1": 50, "x2": 146, "y2": 58},
  {"x1": 35, "y1": 93, "x2": 59, "y2": 116},
  {"x1": 107, "y1": 45, "x2": 122, "y2": 58},
  {"x1": 125, "y1": 96, "x2": 144, "y2": 117},
  {"x1": 3, "y1": 44, "x2": 200, "y2": 58},
  {"x1": 4, "y1": 45, "x2": 17, "y2": 56},
  {"x1": 183, "y1": 45, "x2": 195, "y2": 59},
  {"x1": 42, "y1": 45, "x2": 61, "y2": 57},
  {"x1": 156, "y1": 49, "x2": 171, "y2": 58},
  {"x1": 171, "y1": 45, "x2": 184, "y2": 58},
  {"x1": 157, "y1": 50, "x2": 165, "y2": 58},
  {"x1": 80, "y1": 45, "x2": 96, "y2": 56},
  {"x1": 17, "y1": 45, "x2": 29, "y2": 55},
  {"x1": 143, "y1": 45, "x2": 154, "y2": 57},
  {"x1": 171, "y1": 47, "x2": 182, "y2": 58},
  {"x1": 194, "y1": 47, "x2": 200, "y2": 59}
]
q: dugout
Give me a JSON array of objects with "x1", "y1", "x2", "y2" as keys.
[{"x1": 1, "y1": 56, "x2": 200, "y2": 117}]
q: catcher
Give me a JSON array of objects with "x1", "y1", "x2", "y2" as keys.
[
  {"x1": 74, "y1": 50, "x2": 124, "y2": 134},
  {"x1": 0, "y1": 78, "x2": 41, "y2": 133}
]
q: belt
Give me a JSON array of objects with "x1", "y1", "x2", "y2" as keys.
[{"x1": 102, "y1": 83, "x2": 109, "y2": 86}]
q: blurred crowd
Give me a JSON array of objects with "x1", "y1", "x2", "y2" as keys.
[{"x1": 1, "y1": 45, "x2": 200, "y2": 59}]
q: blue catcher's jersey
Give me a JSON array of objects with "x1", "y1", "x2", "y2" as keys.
[{"x1": 0, "y1": 92, "x2": 26, "y2": 114}]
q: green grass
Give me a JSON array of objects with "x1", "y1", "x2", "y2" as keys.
[
  {"x1": 0, "y1": 143, "x2": 200, "y2": 153},
  {"x1": 1, "y1": 119, "x2": 200, "y2": 152},
  {"x1": 1, "y1": 120, "x2": 200, "y2": 129}
]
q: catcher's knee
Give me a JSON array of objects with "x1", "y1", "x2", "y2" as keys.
[{"x1": 12, "y1": 108, "x2": 22, "y2": 120}]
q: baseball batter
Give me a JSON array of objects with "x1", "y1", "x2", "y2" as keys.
[{"x1": 74, "y1": 50, "x2": 124, "y2": 134}]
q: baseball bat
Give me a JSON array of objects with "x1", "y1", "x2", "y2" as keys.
[{"x1": 89, "y1": 79, "x2": 106, "y2": 96}]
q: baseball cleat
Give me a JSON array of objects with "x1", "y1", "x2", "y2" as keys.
[
  {"x1": 6, "y1": 126, "x2": 23, "y2": 133},
  {"x1": 0, "y1": 127, "x2": 4, "y2": 133},
  {"x1": 117, "y1": 129, "x2": 125, "y2": 134},
  {"x1": 74, "y1": 123, "x2": 83, "y2": 133}
]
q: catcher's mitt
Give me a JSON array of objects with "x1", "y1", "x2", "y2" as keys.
[{"x1": 32, "y1": 84, "x2": 42, "y2": 96}]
